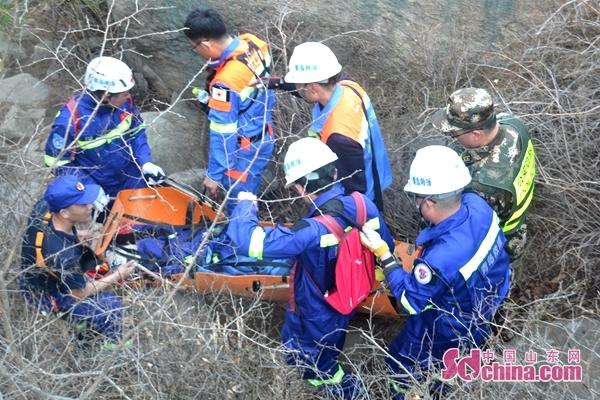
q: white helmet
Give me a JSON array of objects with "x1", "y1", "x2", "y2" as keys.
[
  {"x1": 284, "y1": 42, "x2": 342, "y2": 84},
  {"x1": 284, "y1": 138, "x2": 338, "y2": 187},
  {"x1": 84, "y1": 56, "x2": 135, "y2": 93},
  {"x1": 403, "y1": 145, "x2": 472, "y2": 196}
]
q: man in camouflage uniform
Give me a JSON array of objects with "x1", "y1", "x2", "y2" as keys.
[{"x1": 432, "y1": 88, "x2": 536, "y2": 260}]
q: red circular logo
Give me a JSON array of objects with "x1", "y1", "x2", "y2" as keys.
[
  {"x1": 119, "y1": 112, "x2": 131, "y2": 121},
  {"x1": 75, "y1": 182, "x2": 85, "y2": 191}
]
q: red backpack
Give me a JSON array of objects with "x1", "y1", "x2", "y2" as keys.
[{"x1": 312, "y1": 192, "x2": 376, "y2": 315}]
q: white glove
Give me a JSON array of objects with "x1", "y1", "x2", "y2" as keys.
[
  {"x1": 237, "y1": 191, "x2": 258, "y2": 202},
  {"x1": 237, "y1": 191, "x2": 258, "y2": 208},
  {"x1": 142, "y1": 162, "x2": 166, "y2": 185},
  {"x1": 360, "y1": 226, "x2": 390, "y2": 259},
  {"x1": 93, "y1": 187, "x2": 110, "y2": 212}
]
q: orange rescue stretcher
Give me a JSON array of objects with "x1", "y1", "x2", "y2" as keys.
[{"x1": 95, "y1": 186, "x2": 418, "y2": 318}]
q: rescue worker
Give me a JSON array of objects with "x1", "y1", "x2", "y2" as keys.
[
  {"x1": 227, "y1": 138, "x2": 394, "y2": 399},
  {"x1": 359, "y1": 145, "x2": 511, "y2": 399},
  {"x1": 44, "y1": 56, "x2": 165, "y2": 198},
  {"x1": 267, "y1": 41, "x2": 392, "y2": 211},
  {"x1": 19, "y1": 175, "x2": 135, "y2": 345},
  {"x1": 184, "y1": 6, "x2": 275, "y2": 213},
  {"x1": 432, "y1": 88, "x2": 536, "y2": 259}
]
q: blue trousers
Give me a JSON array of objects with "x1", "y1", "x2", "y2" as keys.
[
  {"x1": 222, "y1": 134, "x2": 274, "y2": 214},
  {"x1": 281, "y1": 307, "x2": 361, "y2": 399},
  {"x1": 24, "y1": 291, "x2": 125, "y2": 342},
  {"x1": 67, "y1": 292, "x2": 125, "y2": 341}
]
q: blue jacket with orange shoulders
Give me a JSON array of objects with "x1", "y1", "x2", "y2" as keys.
[{"x1": 205, "y1": 33, "x2": 276, "y2": 185}]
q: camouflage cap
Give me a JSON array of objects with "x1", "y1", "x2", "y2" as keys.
[{"x1": 432, "y1": 88, "x2": 496, "y2": 133}]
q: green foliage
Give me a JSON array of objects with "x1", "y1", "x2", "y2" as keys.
[{"x1": 0, "y1": 0, "x2": 14, "y2": 30}]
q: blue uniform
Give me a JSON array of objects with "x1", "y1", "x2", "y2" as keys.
[
  {"x1": 205, "y1": 34, "x2": 275, "y2": 213},
  {"x1": 44, "y1": 92, "x2": 152, "y2": 197},
  {"x1": 227, "y1": 185, "x2": 394, "y2": 398},
  {"x1": 206, "y1": 33, "x2": 275, "y2": 212},
  {"x1": 19, "y1": 200, "x2": 124, "y2": 341},
  {"x1": 384, "y1": 193, "x2": 511, "y2": 398}
]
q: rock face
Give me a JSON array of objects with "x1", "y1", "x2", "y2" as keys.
[
  {"x1": 107, "y1": 0, "x2": 205, "y2": 95},
  {"x1": 0, "y1": 73, "x2": 50, "y2": 143},
  {"x1": 105, "y1": 0, "x2": 280, "y2": 95},
  {"x1": 0, "y1": 106, "x2": 46, "y2": 143},
  {"x1": 169, "y1": 167, "x2": 206, "y2": 190},
  {"x1": 0, "y1": 73, "x2": 49, "y2": 105},
  {"x1": 142, "y1": 101, "x2": 208, "y2": 175}
]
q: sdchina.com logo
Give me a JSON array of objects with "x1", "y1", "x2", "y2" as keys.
[{"x1": 441, "y1": 348, "x2": 583, "y2": 382}]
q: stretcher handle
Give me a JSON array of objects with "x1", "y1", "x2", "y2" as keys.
[
  {"x1": 251, "y1": 280, "x2": 290, "y2": 292},
  {"x1": 163, "y1": 177, "x2": 218, "y2": 207},
  {"x1": 94, "y1": 203, "x2": 124, "y2": 257},
  {"x1": 128, "y1": 194, "x2": 158, "y2": 201}
]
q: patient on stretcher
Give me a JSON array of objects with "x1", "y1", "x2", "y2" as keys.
[{"x1": 112, "y1": 223, "x2": 291, "y2": 277}]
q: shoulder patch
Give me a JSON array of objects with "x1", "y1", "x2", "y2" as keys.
[
  {"x1": 413, "y1": 263, "x2": 433, "y2": 285},
  {"x1": 208, "y1": 85, "x2": 232, "y2": 112},
  {"x1": 51, "y1": 133, "x2": 65, "y2": 149}
]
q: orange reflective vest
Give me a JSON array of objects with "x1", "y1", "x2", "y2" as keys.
[{"x1": 308, "y1": 80, "x2": 392, "y2": 207}]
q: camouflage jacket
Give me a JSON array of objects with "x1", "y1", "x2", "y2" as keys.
[
  {"x1": 462, "y1": 114, "x2": 536, "y2": 258},
  {"x1": 463, "y1": 124, "x2": 520, "y2": 222}
]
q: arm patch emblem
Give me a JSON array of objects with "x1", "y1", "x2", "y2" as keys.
[
  {"x1": 211, "y1": 87, "x2": 229, "y2": 102},
  {"x1": 209, "y1": 86, "x2": 232, "y2": 112},
  {"x1": 414, "y1": 263, "x2": 432, "y2": 285},
  {"x1": 52, "y1": 133, "x2": 65, "y2": 148}
]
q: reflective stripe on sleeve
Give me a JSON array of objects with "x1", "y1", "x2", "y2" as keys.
[
  {"x1": 459, "y1": 213, "x2": 501, "y2": 281},
  {"x1": 400, "y1": 290, "x2": 418, "y2": 315},
  {"x1": 44, "y1": 154, "x2": 70, "y2": 167},
  {"x1": 364, "y1": 217, "x2": 380, "y2": 230},
  {"x1": 248, "y1": 227, "x2": 266, "y2": 260},
  {"x1": 320, "y1": 233, "x2": 339, "y2": 248},
  {"x1": 76, "y1": 116, "x2": 140, "y2": 150}
]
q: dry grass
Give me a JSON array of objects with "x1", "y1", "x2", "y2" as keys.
[{"x1": 0, "y1": 0, "x2": 599, "y2": 398}]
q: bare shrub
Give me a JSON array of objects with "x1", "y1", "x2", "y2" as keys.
[{"x1": 0, "y1": 0, "x2": 599, "y2": 399}]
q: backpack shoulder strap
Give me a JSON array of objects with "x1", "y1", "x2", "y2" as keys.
[
  {"x1": 65, "y1": 97, "x2": 81, "y2": 135},
  {"x1": 34, "y1": 212, "x2": 60, "y2": 280},
  {"x1": 313, "y1": 192, "x2": 367, "y2": 237},
  {"x1": 350, "y1": 191, "x2": 367, "y2": 225},
  {"x1": 234, "y1": 35, "x2": 271, "y2": 80},
  {"x1": 312, "y1": 214, "x2": 345, "y2": 241}
]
